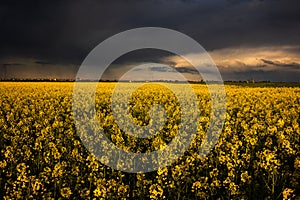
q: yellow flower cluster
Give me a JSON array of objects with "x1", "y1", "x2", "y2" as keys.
[{"x1": 0, "y1": 82, "x2": 299, "y2": 199}]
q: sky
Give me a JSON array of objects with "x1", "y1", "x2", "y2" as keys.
[{"x1": 0, "y1": 0, "x2": 300, "y2": 82}]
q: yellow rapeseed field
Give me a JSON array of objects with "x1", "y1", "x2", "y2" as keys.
[{"x1": 0, "y1": 82, "x2": 299, "y2": 199}]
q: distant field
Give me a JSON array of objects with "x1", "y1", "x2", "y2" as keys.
[{"x1": 0, "y1": 82, "x2": 299, "y2": 199}]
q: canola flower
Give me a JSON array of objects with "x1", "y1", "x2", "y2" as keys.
[{"x1": 0, "y1": 82, "x2": 299, "y2": 199}]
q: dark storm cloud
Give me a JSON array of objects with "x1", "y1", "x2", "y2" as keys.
[
  {"x1": 149, "y1": 66, "x2": 174, "y2": 72},
  {"x1": 176, "y1": 67, "x2": 199, "y2": 74},
  {"x1": 0, "y1": 0, "x2": 300, "y2": 80},
  {"x1": 222, "y1": 69, "x2": 300, "y2": 82},
  {"x1": 147, "y1": 65, "x2": 198, "y2": 74},
  {"x1": 2, "y1": 63, "x2": 24, "y2": 66},
  {"x1": 111, "y1": 49, "x2": 174, "y2": 66},
  {"x1": 35, "y1": 61, "x2": 54, "y2": 65},
  {"x1": 261, "y1": 59, "x2": 300, "y2": 70},
  {"x1": 261, "y1": 59, "x2": 275, "y2": 65}
]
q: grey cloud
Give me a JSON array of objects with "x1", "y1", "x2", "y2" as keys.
[
  {"x1": 2, "y1": 63, "x2": 24, "y2": 66},
  {"x1": 222, "y1": 69, "x2": 300, "y2": 82},
  {"x1": 147, "y1": 65, "x2": 199, "y2": 74},
  {"x1": 0, "y1": 0, "x2": 300, "y2": 81},
  {"x1": 261, "y1": 59, "x2": 275, "y2": 65},
  {"x1": 261, "y1": 59, "x2": 300, "y2": 70},
  {"x1": 150, "y1": 66, "x2": 174, "y2": 72},
  {"x1": 35, "y1": 61, "x2": 54, "y2": 65},
  {"x1": 176, "y1": 67, "x2": 199, "y2": 74},
  {"x1": 1, "y1": 0, "x2": 300, "y2": 63}
]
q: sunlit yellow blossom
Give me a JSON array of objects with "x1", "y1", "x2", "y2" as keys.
[
  {"x1": 60, "y1": 187, "x2": 72, "y2": 198},
  {"x1": 0, "y1": 82, "x2": 299, "y2": 200}
]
